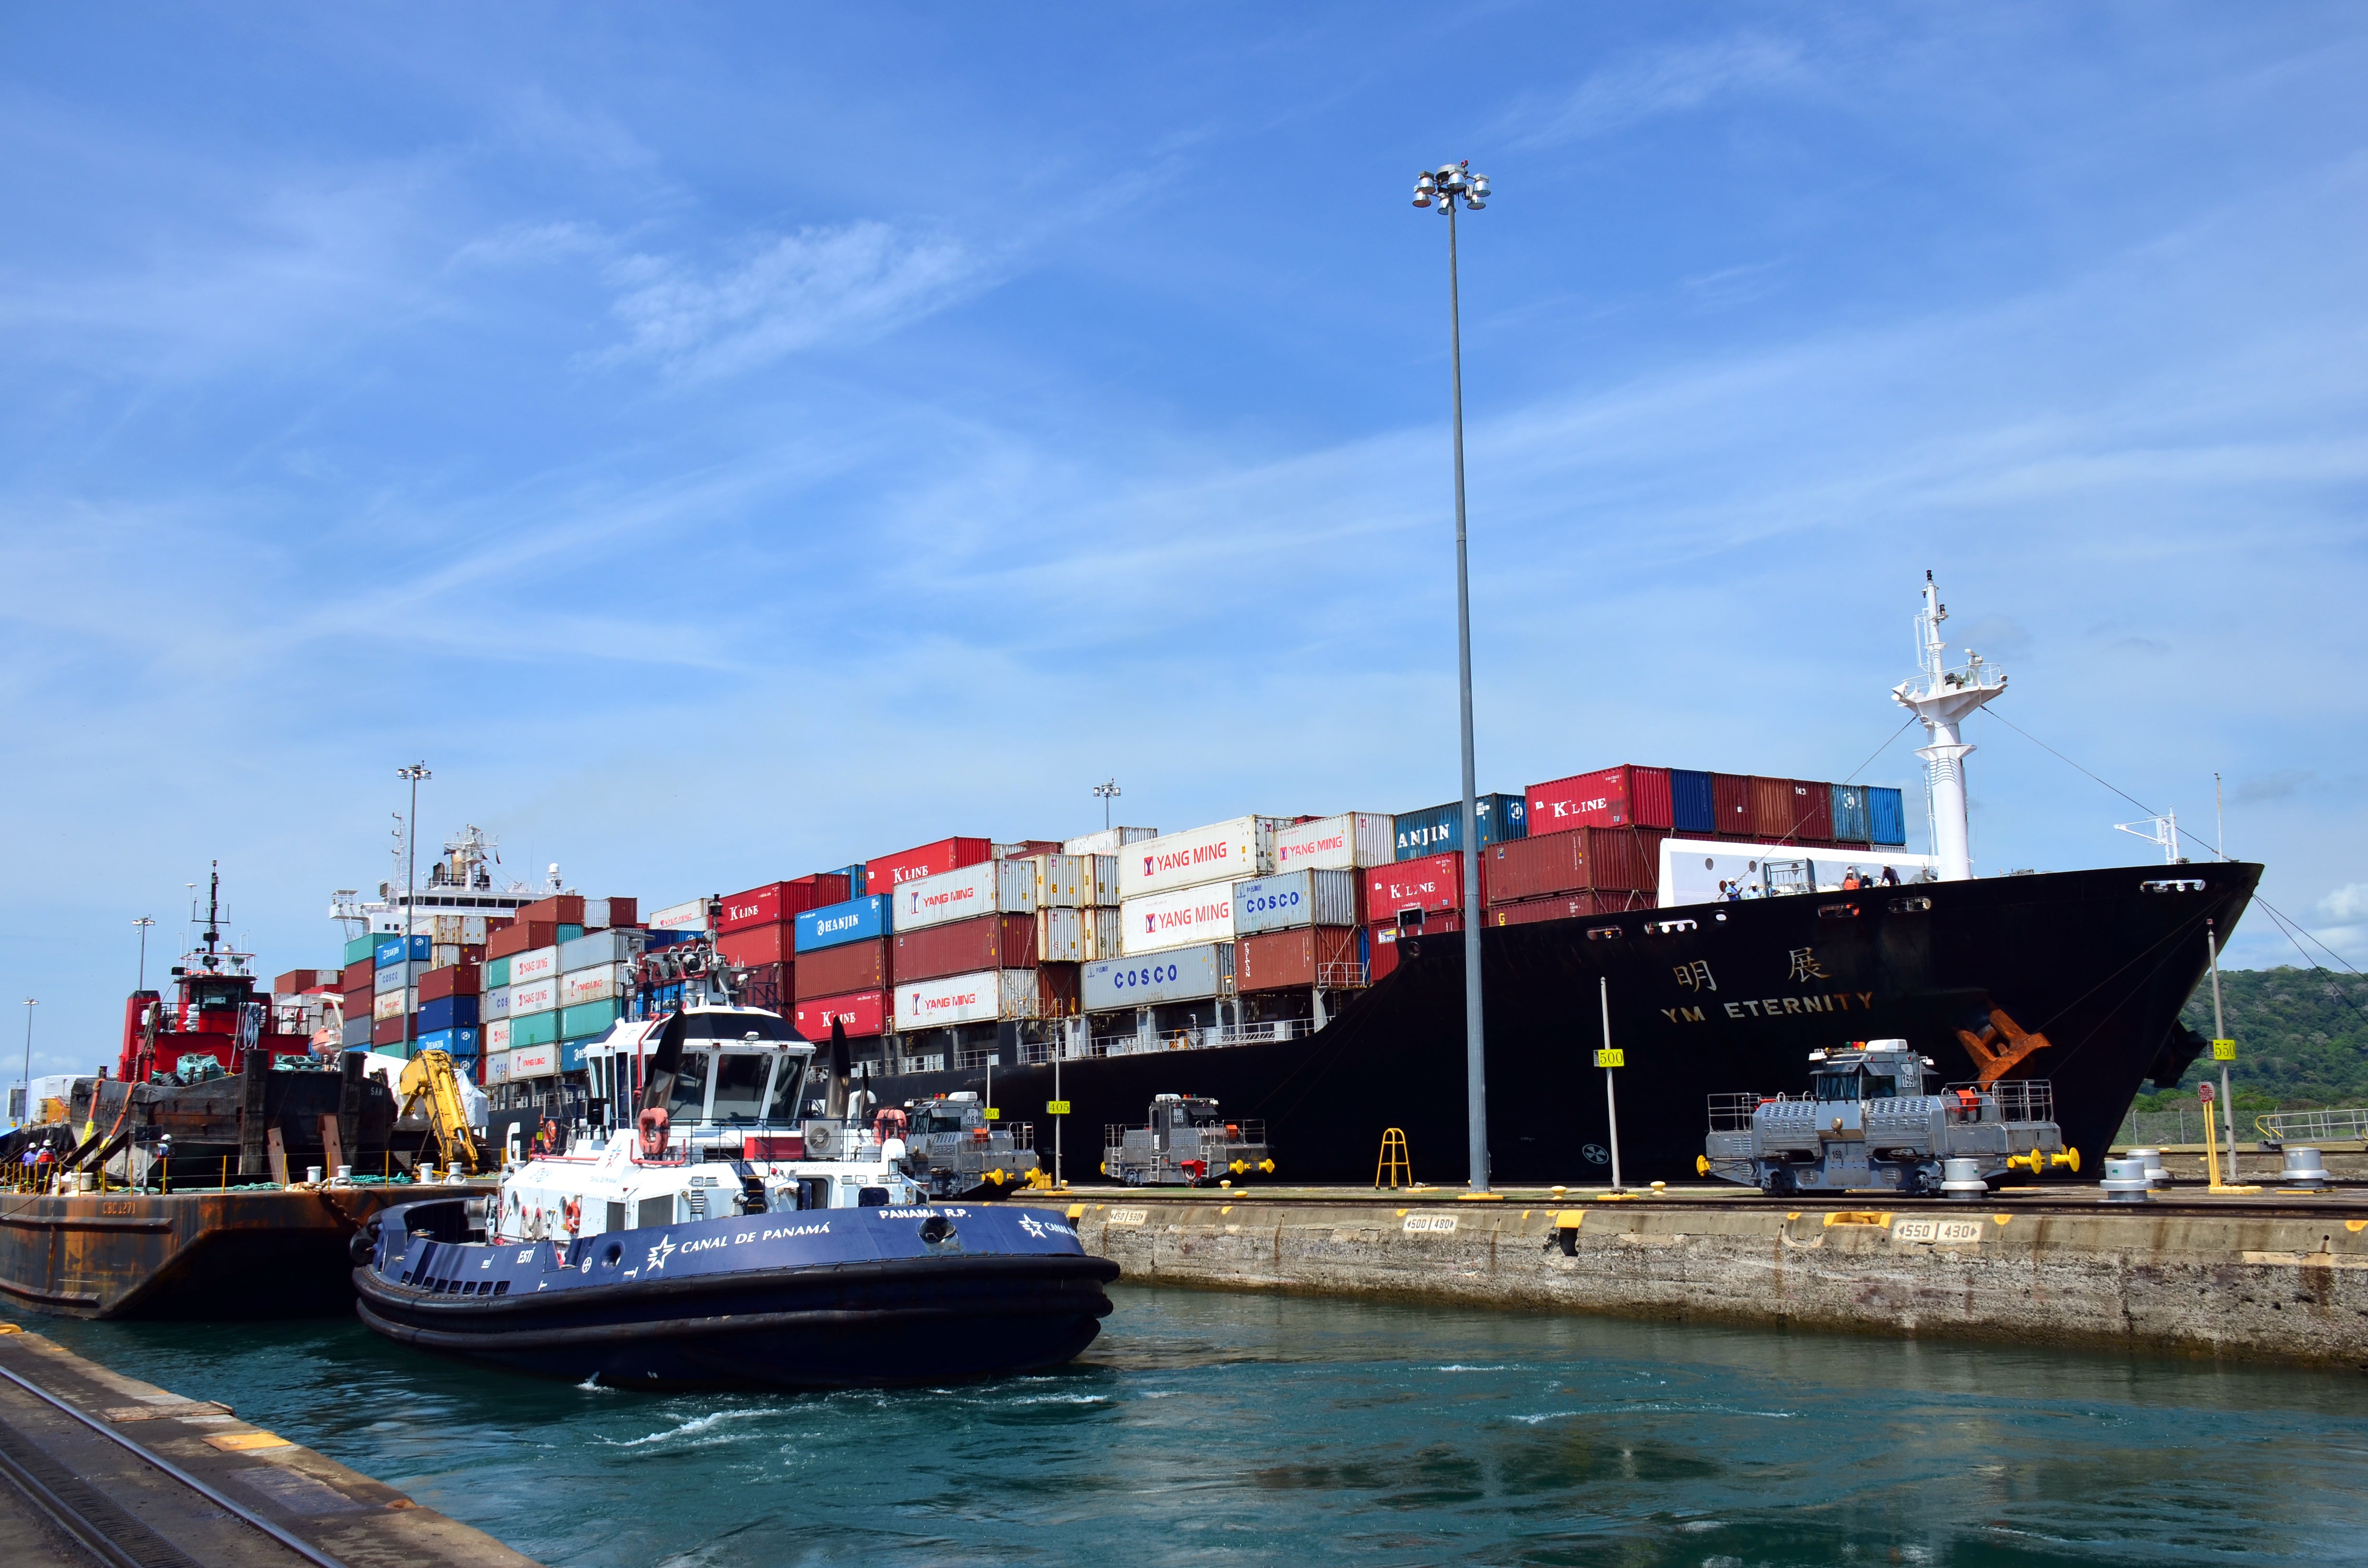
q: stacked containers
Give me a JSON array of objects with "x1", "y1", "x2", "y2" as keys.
[
  {"x1": 416, "y1": 961, "x2": 481, "y2": 1061},
  {"x1": 1364, "y1": 853, "x2": 1477, "y2": 983},
  {"x1": 890, "y1": 858, "x2": 1066, "y2": 1027},
  {"x1": 370, "y1": 934, "x2": 428, "y2": 1052},
  {"x1": 1233, "y1": 868, "x2": 1363, "y2": 992},
  {"x1": 866, "y1": 836, "x2": 990, "y2": 895},
  {"x1": 715, "y1": 875, "x2": 850, "y2": 1013},
  {"x1": 558, "y1": 923, "x2": 645, "y2": 1070},
  {"x1": 1101, "y1": 816, "x2": 1284, "y2": 1015},
  {"x1": 793, "y1": 894, "x2": 894, "y2": 1037},
  {"x1": 1484, "y1": 827, "x2": 1661, "y2": 904},
  {"x1": 339, "y1": 957, "x2": 375, "y2": 1051},
  {"x1": 1033, "y1": 853, "x2": 1123, "y2": 965},
  {"x1": 1525, "y1": 767, "x2": 1674, "y2": 833}
]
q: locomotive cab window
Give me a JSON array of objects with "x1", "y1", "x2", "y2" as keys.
[{"x1": 1813, "y1": 1072, "x2": 1867, "y2": 1102}]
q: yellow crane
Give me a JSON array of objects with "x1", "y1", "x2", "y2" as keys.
[{"x1": 396, "y1": 1050, "x2": 481, "y2": 1176}]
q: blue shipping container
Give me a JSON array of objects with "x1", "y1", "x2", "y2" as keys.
[
  {"x1": 1868, "y1": 787, "x2": 1908, "y2": 847},
  {"x1": 1671, "y1": 770, "x2": 1717, "y2": 834},
  {"x1": 374, "y1": 934, "x2": 431, "y2": 968},
  {"x1": 1393, "y1": 794, "x2": 1528, "y2": 860},
  {"x1": 795, "y1": 894, "x2": 893, "y2": 954},
  {"x1": 418, "y1": 1026, "x2": 480, "y2": 1059},
  {"x1": 827, "y1": 863, "x2": 868, "y2": 898},
  {"x1": 643, "y1": 929, "x2": 695, "y2": 950},
  {"x1": 561, "y1": 1037, "x2": 595, "y2": 1072},
  {"x1": 1829, "y1": 785, "x2": 1873, "y2": 843},
  {"x1": 419, "y1": 994, "x2": 479, "y2": 1034}
]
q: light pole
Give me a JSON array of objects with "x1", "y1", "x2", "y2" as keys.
[
  {"x1": 397, "y1": 763, "x2": 432, "y2": 1057},
  {"x1": 1094, "y1": 779, "x2": 1120, "y2": 832},
  {"x1": 17, "y1": 999, "x2": 35, "y2": 1131},
  {"x1": 134, "y1": 917, "x2": 156, "y2": 992},
  {"x1": 1412, "y1": 158, "x2": 1494, "y2": 1192}
]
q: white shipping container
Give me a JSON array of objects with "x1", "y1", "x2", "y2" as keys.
[
  {"x1": 507, "y1": 1042, "x2": 558, "y2": 1078},
  {"x1": 1062, "y1": 826, "x2": 1159, "y2": 857},
  {"x1": 373, "y1": 963, "x2": 409, "y2": 995},
  {"x1": 509, "y1": 977, "x2": 559, "y2": 1017},
  {"x1": 482, "y1": 1049, "x2": 512, "y2": 1086},
  {"x1": 895, "y1": 858, "x2": 1037, "y2": 933},
  {"x1": 1117, "y1": 816, "x2": 1284, "y2": 899},
  {"x1": 893, "y1": 968, "x2": 1040, "y2": 1030},
  {"x1": 1031, "y1": 853, "x2": 1090, "y2": 909},
  {"x1": 485, "y1": 1017, "x2": 513, "y2": 1053},
  {"x1": 509, "y1": 945, "x2": 561, "y2": 987},
  {"x1": 1036, "y1": 906, "x2": 1085, "y2": 963},
  {"x1": 647, "y1": 899, "x2": 711, "y2": 933},
  {"x1": 1082, "y1": 943, "x2": 1233, "y2": 1011},
  {"x1": 1273, "y1": 812, "x2": 1395, "y2": 872},
  {"x1": 1233, "y1": 869, "x2": 1360, "y2": 934},
  {"x1": 1121, "y1": 883, "x2": 1239, "y2": 956},
  {"x1": 1089, "y1": 855, "x2": 1120, "y2": 907},
  {"x1": 372, "y1": 987, "x2": 416, "y2": 1023},
  {"x1": 482, "y1": 984, "x2": 510, "y2": 1018},
  {"x1": 561, "y1": 962, "x2": 631, "y2": 1008},
  {"x1": 1085, "y1": 907, "x2": 1122, "y2": 961}
]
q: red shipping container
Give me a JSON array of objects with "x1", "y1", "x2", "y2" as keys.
[
  {"x1": 371, "y1": 1015, "x2": 407, "y2": 1047},
  {"x1": 739, "y1": 961, "x2": 793, "y2": 1014},
  {"x1": 717, "y1": 924, "x2": 796, "y2": 967},
  {"x1": 519, "y1": 894, "x2": 585, "y2": 927},
  {"x1": 1038, "y1": 963, "x2": 1081, "y2": 1018},
  {"x1": 1487, "y1": 890, "x2": 1650, "y2": 928},
  {"x1": 719, "y1": 881, "x2": 838, "y2": 934},
  {"x1": 273, "y1": 968, "x2": 327, "y2": 994},
  {"x1": 1786, "y1": 780, "x2": 1833, "y2": 844},
  {"x1": 1483, "y1": 828, "x2": 1662, "y2": 903},
  {"x1": 867, "y1": 836, "x2": 991, "y2": 893},
  {"x1": 418, "y1": 964, "x2": 481, "y2": 1002},
  {"x1": 892, "y1": 913, "x2": 1038, "y2": 984},
  {"x1": 343, "y1": 985, "x2": 372, "y2": 1023},
  {"x1": 340, "y1": 959, "x2": 376, "y2": 993},
  {"x1": 793, "y1": 938, "x2": 889, "y2": 1000},
  {"x1": 794, "y1": 990, "x2": 886, "y2": 1039},
  {"x1": 603, "y1": 897, "x2": 640, "y2": 928},
  {"x1": 1526, "y1": 765, "x2": 1673, "y2": 833},
  {"x1": 1711, "y1": 773, "x2": 1754, "y2": 835},
  {"x1": 486, "y1": 920, "x2": 562, "y2": 961},
  {"x1": 1236, "y1": 927, "x2": 1359, "y2": 992},
  {"x1": 790, "y1": 872, "x2": 852, "y2": 903},
  {"x1": 1745, "y1": 776, "x2": 1796, "y2": 839},
  {"x1": 1367, "y1": 912, "x2": 1463, "y2": 981},
  {"x1": 1365, "y1": 852, "x2": 1482, "y2": 919}
]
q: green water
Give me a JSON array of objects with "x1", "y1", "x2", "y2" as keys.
[{"x1": 9, "y1": 1287, "x2": 2366, "y2": 1565}]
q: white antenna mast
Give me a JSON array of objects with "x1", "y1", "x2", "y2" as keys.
[
  {"x1": 1891, "y1": 571, "x2": 2007, "y2": 882},
  {"x1": 2114, "y1": 809, "x2": 2184, "y2": 865}
]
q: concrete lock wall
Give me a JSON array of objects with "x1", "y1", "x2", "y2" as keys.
[{"x1": 1035, "y1": 1199, "x2": 2368, "y2": 1368}]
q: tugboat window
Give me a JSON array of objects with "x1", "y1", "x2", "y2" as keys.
[
  {"x1": 762, "y1": 1058, "x2": 807, "y2": 1125},
  {"x1": 667, "y1": 1051, "x2": 712, "y2": 1122},
  {"x1": 711, "y1": 1054, "x2": 769, "y2": 1124}
]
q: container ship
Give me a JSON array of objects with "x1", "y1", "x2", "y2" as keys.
[{"x1": 307, "y1": 576, "x2": 2249, "y2": 1186}]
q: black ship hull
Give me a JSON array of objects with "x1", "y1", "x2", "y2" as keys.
[{"x1": 866, "y1": 863, "x2": 2257, "y2": 1187}]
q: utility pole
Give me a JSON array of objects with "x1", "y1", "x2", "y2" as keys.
[
  {"x1": 17, "y1": 999, "x2": 36, "y2": 1131},
  {"x1": 1411, "y1": 157, "x2": 1494, "y2": 1193},
  {"x1": 134, "y1": 916, "x2": 156, "y2": 992},
  {"x1": 397, "y1": 763, "x2": 432, "y2": 1058},
  {"x1": 1598, "y1": 977, "x2": 1624, "y2": 1192}
]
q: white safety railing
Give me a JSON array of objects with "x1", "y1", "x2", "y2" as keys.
[{"x1": 2255, "y1": 1106, "x2": 2368, "y2": 1146}]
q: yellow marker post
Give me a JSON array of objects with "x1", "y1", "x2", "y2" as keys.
[{"x1": 2199, "y1": 1080, "x2": 2223, "y2": 1189}]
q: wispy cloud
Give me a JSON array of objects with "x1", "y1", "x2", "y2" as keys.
[
  {"x1": 593, "y1": 222, "x2": 987, "y2": 380},
  {"x1": 1503, "y1": 33, "x2": 1812, "y2": 147}
]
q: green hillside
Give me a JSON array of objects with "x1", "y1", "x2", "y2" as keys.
[{"x1": 2130, "y1": 966, "x2": 2368, "y2": 1120}]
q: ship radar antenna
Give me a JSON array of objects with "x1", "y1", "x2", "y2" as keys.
[{"x1": 1891, "y1": 573, "x2": 2007, "y2": 881}]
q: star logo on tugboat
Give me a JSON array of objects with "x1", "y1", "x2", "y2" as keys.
[
  {"x1": 1017, "y1": 1215, "x2": 1047, "y2": 1239},
  {"x1": 645, "y1": 1235, "x2": 676, "y2": 1273}
]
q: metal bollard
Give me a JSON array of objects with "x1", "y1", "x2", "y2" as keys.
[
  {"x1": 2279, "y1": 1147, "x2": 2331, "y2": 1191},
  {"x1": 1939, "y1": 1157, "x2": 1988, "y2": 1200},
  {"x1": 2129, "y1": 1147, "x2": 2169, "y2": 1187},
  {"x1": 2099, "y1": 1157, "x2": 2152, "y2": 1202}
]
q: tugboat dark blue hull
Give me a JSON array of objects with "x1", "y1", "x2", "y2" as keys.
[{"x1": 353, "y1": 1200, "x2": 1118, "y2": 1389}]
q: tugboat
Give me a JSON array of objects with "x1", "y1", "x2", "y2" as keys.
[{"x1": 350, "y1": 1000, "x2": 1118, "y2": 1388}]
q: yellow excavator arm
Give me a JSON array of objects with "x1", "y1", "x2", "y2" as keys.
[{"x1": 396, "y1": 1050, "x2": 481, "y2": 1175}]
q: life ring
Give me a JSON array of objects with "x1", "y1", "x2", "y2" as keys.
[
  {"x1": 564, "y1": 1197, "x2": 581, "y2": 1234},
  {"x1": 639, "y1": 1107, "x2": 670, "y2": 1158}
]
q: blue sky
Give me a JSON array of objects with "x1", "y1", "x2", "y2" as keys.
[{"x1": 4, "y1": 4, "x2": 2366, "y2": 1072}]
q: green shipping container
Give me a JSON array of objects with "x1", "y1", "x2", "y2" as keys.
[
  {"x1": 510, "y1": 1010, "x2": 560, "y2": 1049},
  {"x1": 560, "y1": 999, "x2": 623, "y2": 1040},
  {"x1": 344, "y1": 931, "x2": 382, "y2": 966},
  {"x1": 556, "y1": 923, "x2": 586, "y2": 944},
  {"x1": 486, "y1": 954, "x2": 512, "y2": 988}
]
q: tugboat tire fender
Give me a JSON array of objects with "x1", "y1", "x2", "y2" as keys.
[{"x1": 353, "y1": 1291, "x2": 1111, "y2": 1351}]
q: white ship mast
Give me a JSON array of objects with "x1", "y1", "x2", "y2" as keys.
[{"x1": 1891, "y1": 572, "x2": 2006, "y2": 882}]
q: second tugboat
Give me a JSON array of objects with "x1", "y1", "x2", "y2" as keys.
[{"x1": 351, "y1": 999, "x2": 1117, "y2": 1387}]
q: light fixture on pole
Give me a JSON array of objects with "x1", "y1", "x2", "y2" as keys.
[
  {"x1": 1411, "y1": 157, "x2": 1494, "y2": 1193},
  {"x1": 396, "y1": 762, "x2": 432, "y2": 1057},
  {"x1": 134, "y1": 916, "x2": 156, "y2": 993},
  {"x1": 16, "y1": 998, "x2": 35, "y2": 1131},
  {"x1": 1094, "y1": 778, "x2": 1121, "y2": 832}
]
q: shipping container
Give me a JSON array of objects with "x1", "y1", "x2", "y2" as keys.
[
  {"x1": 485, "y1": 1017, "x2": 512, "y2": 1053},
  {"x1": 1084, "y1": 906, "x2": 1122, "y2": 961},
  {"x1": 338, "y1": 958, "x2": 375, "y2": 993},
  {"x1": 508, "y1": 977, "x2": 560, "y2": 1018},
  {"x1": 508, "y1": 945, "x2": 562, "y2": 989},
  {"x1": 560, "y1": 928, "x2": 645, "y2": 972},
  {"x1": 1081, "y1": 943, "x2": 1233, "y2": 1011},
  {"x1": 482, "y1": 1049, "x2": 512, "y2": 1085},
  {"x1": 1119, "y1": 816, "x2": 1283, "y2": 900},
  {"x1": 482, "y1": 984, "x2": 510, "y2": 1019},
  {"x1": 893, "y1": 913, "x2": 1037, "y2": 983},
  {"x1": 1366, "y1": 852, "x2": 1480, "y2": 920},
  {"x1": 371, "y1": 1016, "x2": 406, "y2": 1048},
  {"x1": 867, "y1": 837, "x2": 992, "y2": 894},
  {"x1": 646, "y1": 898, "x2": 711, "y2": 934},
  {"x1": 341, "y1": 1016, "x2": 372, "y2": 1049},
  {"x1": 792, "y1": 937, "x2": 889, "y2": 1000},
  {"x1": 273, "y1": 968, "x2": 329, "y2": 995},
  {"x1": 1869, "y1": 786, "x2": 1908, "y2": 846},
  {"x1": 993, "y1": 840, "x2": 1062, "y2": 860},
  {"x1": 716, "y1": 924, "x2": 794, "y2": 968},
  {"x1": 1484, "y1": 828, "x2": 1662, "y2": 903},
  {"x1": 1392, "y1": 794, "x2": 1526, "y2": 859},
  {"x1": 824, "y1": 863, "x2": 867, "y2": 898},
  {"x1": 793, "y1": 990, "x2": 886, "y2": 1040},
  {"x1": 1036, "y1": 906, "x2": 1086, "y2": 964},
  {"x1": 738, "y1": 961, "x2": 791, "y2": 1015},
  {"x1": 1487, "y1": 890, "x2": 1651, "y2": 928},
  {"x1": 1061, "y1": 826, "x2": 1158, "y2": 857},
  {"x1": 1271, "y1": 812, "x2": 1395, "y2": 872},
  {"x1": 519, "y1": 894, "x2": 585, "y2": 927},
  {"x1": 1829, "y1": 784, "x2": 1873, "y2": 843},
  {"x1": 1787, "y1": 780, "x2": 1834, "y2": 844},
  {"x1": 561, "y1": 963, "x2": 631, "y2": 1008},
  {"x1": 718, "y1": 880, "x2": 833, "y2": 934},
  {"x1": 506, "y1": 1040, "x2": 558, "y2": 1076},
  {"x1": 894, "y1": 969, "x2": 1041, "y2": 1030},
  {"x1": 419, "y1": 995, "x2": 479, "y2": 1034},
  {"x1": 895, "y1": 858, "x2": 1038, "y2": 933},
  {"x1": 343, "y1": 931, "x2": 382, "y2": 967},
  {"x1": 1711, "y1": 774, "x2": 1754, "y2": 835},
  {"x1": 1526, "y1": 765, "x2": 1675, "y2": 833},
  {"x1": 1671, "y1": 769, "x2": 1717, "y2": 834},
  {"x1": 485, "y1": 920, "x2": 563, "y2": 961},
  {"x1": 374, "y1": 934, "x2": 430, "y2": 968},
  {"x1": 1038, "y1": 963, "x2": 1080, "y2": 1019},
  {"x1": 485, "y1": 954, "x2": 513, "y2": 989},
  {"x1": 1233, "y1": 869, "x2": 1361, "y2": 934},
  {"x1": 794, "y1": 894, "x2": 893, "y2": 954},
  {"x1": 423, "y1": 915, "x2": 491, "y2": 945},
  {"x1": 1029, "y1": 853, "x2": 1090, "y2": 909},
  {"x1": 1120, "y1": 883, "x2": 1238, "y2": 956},
  {"x1": 583, "y1": 896, "x2": 638, "y2": 930},
  {"x1": 511, "y1": 1010, "x2": 559, "y2": 1049},
  {"x1": 418, "y1": 964, "x2": 480, "y2": 1003},
  {"x1": 373, "y1": 963, "x2": 409, "y2": 996},
  {"x1": 1235, "y1": 926, "x2": 1360, "y2": 992},
  {"x1": 561, "y1": 999, "x2": 623, "y2": 1040}
]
